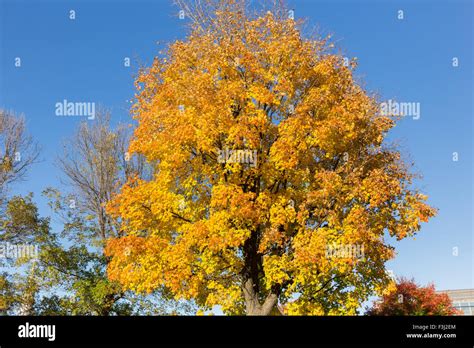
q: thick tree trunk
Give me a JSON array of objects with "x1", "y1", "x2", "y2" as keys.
[
  {"x1": 242, "y1": 278, "x2": 279, "y2": 315},
  {"x1": 241, "y1": 178, "x2": 281, "y2": 315}
]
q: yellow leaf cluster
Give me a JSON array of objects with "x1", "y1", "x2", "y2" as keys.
[{"x1": 104, "y1": 6, "x2": 436, "y2": 315}]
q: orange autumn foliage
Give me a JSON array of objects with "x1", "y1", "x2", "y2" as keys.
[
  {"x1": 367, "y1": 278, "x2": 461, "y2": 316},
  {"x1": 105, "y1": 1, "x2": 436, "y2": 315}
]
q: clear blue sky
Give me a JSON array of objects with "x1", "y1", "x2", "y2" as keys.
[{"x1": 0, "y1": 0, "x2": 472, "y2": 293}]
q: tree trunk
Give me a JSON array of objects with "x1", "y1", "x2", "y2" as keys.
[{"x1": 242, "y1": 278, "x2": 279, "y2": 315}]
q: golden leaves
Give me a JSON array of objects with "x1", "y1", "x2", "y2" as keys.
[{"x1": 104, "y1": 4, "x2": 436, "y2": 315}]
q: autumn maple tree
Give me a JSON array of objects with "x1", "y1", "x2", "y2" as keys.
[
  {"x1": 366, "y1": 278, "x2": 460, "y2": 316},
  {"x1": 105, "y1": 0, "x2": 436, "y2": 315}
]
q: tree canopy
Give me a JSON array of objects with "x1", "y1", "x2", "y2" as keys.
[
  {"x1": 0, "y1": 112, "x2": 195, "y2": 316},
  {"x1": 104, "y1": 1, "x2": 436, "y2": 315},
  {"x1": 367, "y1": 278, "x2": 460, "y2": 316}
]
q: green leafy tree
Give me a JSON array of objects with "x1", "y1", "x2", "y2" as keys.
[{"x1": 1, "y1": 192, "x2": 195, "y2": 315}]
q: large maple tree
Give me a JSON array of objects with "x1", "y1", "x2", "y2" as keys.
[{"x1": 105, "y1": 1, "x2": 436, "y2": 315}]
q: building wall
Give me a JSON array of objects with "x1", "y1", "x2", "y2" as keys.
[{"x1": 437, "y1": 289, "x2": 474, "y2": 315}]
